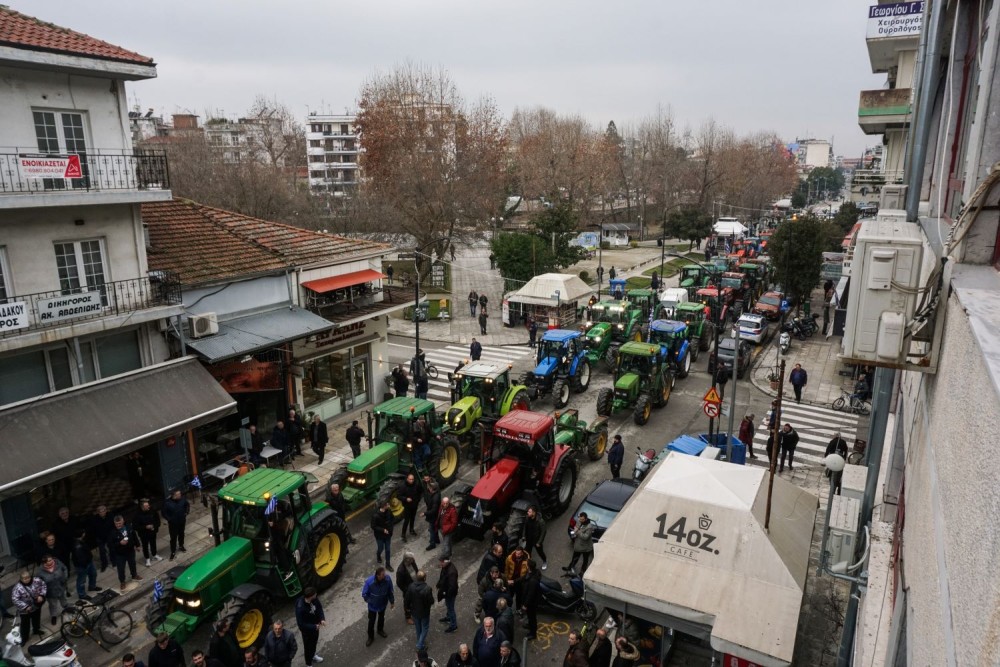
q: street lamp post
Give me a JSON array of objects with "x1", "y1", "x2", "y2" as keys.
[
  {"x1": 597, "y1": 221, "x2": 604, "y2": 298},
  {"x1": 412, "y1": 239, "x2": 447, "y2": 385}
]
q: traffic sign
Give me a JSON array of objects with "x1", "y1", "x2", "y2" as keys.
[
  {"x1": 703, "y1": 402, "x2": 720, "y2": 418},
  {"x1": 702, "y1": 387, "x2": 722, "y2": 404}
]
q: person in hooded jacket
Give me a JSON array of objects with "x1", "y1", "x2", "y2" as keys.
[{"x1": 396, "y1": 552, "x2": 420, "y2": 623}]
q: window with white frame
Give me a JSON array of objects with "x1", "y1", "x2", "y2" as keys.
[
  {"x1": 0, "y1": 247, "x2": 10, "y2": 302},
  {"x1": 32, "y1": 110, "x2": 91, "y2": 189},
  {"x1": 54, "y1": 239, "x2": 107, "y2": 298}
]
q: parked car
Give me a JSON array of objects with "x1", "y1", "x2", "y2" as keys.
[
  {"x1": 733, "y1": 313, "x2": 767, "y2": 344},
  {"x1": 566, "y1": 478, "x2": 639, "y2": 542},
  {"x1": 707, "y1": 338, "x2": 753, "y2": 379},
  {"x1": 752, "y1": 291, "x2": 787, "y2": 321}
]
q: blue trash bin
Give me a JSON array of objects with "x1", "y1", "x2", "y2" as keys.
[{"x1": 697, "y1": 433, "x2": 747, "y2": 465}]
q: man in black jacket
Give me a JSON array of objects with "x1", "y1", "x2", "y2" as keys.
[
  {"x1": 371, "y1": 502, "x2": 394, "y2": 570},
  {"x1": 109, "y1": 515, "x2": 142, "y2": 591},
  {"x1": 294, "y1": 588, "x2": 325, "y2": 667},
  {"x1": 89, "y1": 505, "x2": 115, "y2": 572},
  {"x1": 161, "y1": 489, "x2": 189, "y2": 560},
  {"x1": 436, "y1": 556, "x2": 459, "y2": 633},
  {"x1": 310, "y1": 415, "x2": 330, "y2": 465},
  {"x1": 404, "y1": 570, "x2": 435, "y2": 652},
  {"x1": 519, "y1": 559, "x2": 542, "y2": 640},
  {"x1": 422, "y1": 479, "x2": 441, "y2": 550},
  {"x1": 344, "y1": 420, "x2": 364, "y2": 458},
  {"x1": 287, "y1": 409, "x2": 305, "y2": 458},
  {"x1": 324, "y1": 483, "x2": 356, "y2": 547},
  {"x1": 70, "y1": 530, "x2": 101, "y2": 600},
  {"x1": 400, "y1": 473, "x2": 422, "y2": 541},
  {"x1": 589, "y1": 628, "x2": 613, "y2": 667},
  {"x1": 148, "y1": 632, "x2": 184, "y2": 667},
  {"x1": 208, "y1": 619, "x2": 242, "y2": 667},
  {"x1": 778, "y1": 424, "x2": 800, "y2": 473},
  {"x1": 135, "y1": 499, "x2": 162, "y2": 567},
  {"x1": 271, "y1": 421, "x2": 290, "y2": 464},
  {"x1": 522, "y1": 507, "x2": 548, "y2": 571},
  {"x1": 262, "y1": 620, "x2": 297, "y2": 667}
]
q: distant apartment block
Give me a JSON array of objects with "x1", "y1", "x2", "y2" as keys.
[{"x1": 305, "y1": 113, "x2": 361, "y2": 197}]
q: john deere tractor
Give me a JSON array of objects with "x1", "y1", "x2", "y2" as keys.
[
  {"x1": 675, "y1": 301, "x2": 714, "y2": 354},
  {"x1": 679, "y1": 265, "x2": 711, "y2": 299},
  {"x1": 648, "y1": 319, "x2": 692, "y2": 378},
  {"x1": 595, "y1": 341, "x2": 674, "y2": 425},
  {"x1": 445, "y1": 361, "x2": 531, "y2": 459},
  {"x1": 451, "y1": 408, "x2": 608, "y2": 540},
  {"x1": 582, "y1": 300, "x2": 644, "y2": 371},
  {"x1": 521, "y1": 329, "x2": 591, "y2": 407},
  {"x1": 146, "y1": 468, "x2": 349, "y2": 648},
  {"x1": 328, "y1": 397, "x2": 460, "y2": 516}
]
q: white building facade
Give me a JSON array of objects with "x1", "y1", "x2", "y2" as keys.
[{"x1": 305, "y1": 113, "x2": 361, "y2": 197}]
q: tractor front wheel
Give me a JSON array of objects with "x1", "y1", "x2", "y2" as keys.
[
  {"x1": 587, "y1": 424, "x2": 609, "y2": 461},
  {"x1": 144, "y1": 571, "x2": 178, "y2": 637},
  {"x1": 434, "y1": 437, "x2": 461, "y2": 488},
  {"x1": 505, "y1": 506, "x2": 528, "y2": 549},
  {"x1": 633, "y1": 395, "x2": 652, "y2": 425},
  {"x1": 218, "y1": 590, "x2": 274, "y2": 649},
  {"x1": 508, "y1": 389, "x2": 531, "y2": 412},
  {"x1": 678, "y1": 351, "x2": 691, "y2": 379},
  {"x1": 306, "y1": 514, "x2": 350, "y2": 590},
  {"x1": 572, "y1": 359, "x2": 591, "y2": 393},
  {"x1": 539, "y1": 459, "x2": 577, "y2": 519},
  {"x1": 554, "y1": 380, "x2": 571, "y2": 408},
  {"x1": 595, "y1": 388, "x2": 613, "y2": 417},
  {"x1": 604, "y1": 346, "x2": 619, "y2": 373},
  {"x1": 690, "y1": 344, "x2": 700, "y2": 362}
]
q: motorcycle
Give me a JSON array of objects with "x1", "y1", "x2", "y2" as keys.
[
  {"x1": 632, "y1": 447, "x2": 657, "y2": 482},
  {"x1": 538, "y1": 573, "x2": 596, "y2": 620},
  {"x1": 779, "y1": 331, "x2": 791, "y2": 354},
  {"x1": 2, "y1": 626, "x2": 80, "y2": 667},
  {"x1": 782, "y1": 319, "x2": 808, "y2": 341},
  {"x1": 800, "y1": 313, "x2": 820, "y2": 335}
]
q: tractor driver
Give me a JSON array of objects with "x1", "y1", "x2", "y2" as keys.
[
  {"x1": 412, "y1": 416, "x2": 431, "y2": 470},
  {"x1": 267, "y1": 501, "x2": 295, "y2": 581}
]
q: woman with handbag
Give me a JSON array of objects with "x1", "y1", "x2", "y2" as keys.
[{"x1": 11, "y1": 571, "x2": 46, "y2": 643}]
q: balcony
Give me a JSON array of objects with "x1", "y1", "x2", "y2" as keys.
[
  {"x1": 858, "y1": 88, "x2": 912, "y2": 134},
  {"x1": 0, "y1": 273, "x2": 183, "y2": 350},
  {"x1": 0, "y1": 149, "x2": 172, "y2": 210}
]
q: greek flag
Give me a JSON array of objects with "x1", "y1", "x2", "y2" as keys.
[
  {"x1": 472, "y1": 500, "x2": 484, "y2": 524},
  {"x1": 190, "y1": 475, "x2": 202, "y2": 489},
  {"x1": 152, "y1": 578, "x2": 164, "y2": 603},
  {"x1": 265, "y1": 496, "x2": 278, "y2": 516}
]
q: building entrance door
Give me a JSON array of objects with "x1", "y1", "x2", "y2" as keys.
[{"x1": 347, "y1": 355, "x2": 369, "y2": 409}]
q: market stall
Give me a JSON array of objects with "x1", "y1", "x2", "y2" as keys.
[
  {"x1": 503, "y1": 273, "x2": 595, "y2": 329},
  {"x1": 584, "y1": 453, "x2": 818, "y2": 666}
]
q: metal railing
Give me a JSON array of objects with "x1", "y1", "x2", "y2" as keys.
[
  {"x1": 0, "y1": 273, "x2": 182, "y2": 338},
  {"x1": 0, "y1": 148, "x2": 170, "y2": 195},
  {"x1": 850, "y1": 168, "x2": 905, "y2": 185}
]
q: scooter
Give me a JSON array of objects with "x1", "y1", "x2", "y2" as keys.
[
  {"x1": 632, "y1": 447, "x2": 657, "y2": 482},
  {"x1": 2, "y1": 626, "x2": 80, "y2": 667},
  {"x1": 779, "y1": 331, "x2": 791, "y2": 354},
  {"x1": 538, "y1": 573, "x2": 596, "y2": 620}
]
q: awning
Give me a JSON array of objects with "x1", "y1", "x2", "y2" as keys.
[
  {"x1": 186, "y1": 306, "x2": 335, "y2": 363},
  {"x1": 584, "y1": 454, "x2": 818, "y2": 666},
  {"x1": 302, "y1": 269, "x2": 386, "y2": 294},
  {"x1": 0, "y1": 357, "x2": 235, "y2": 499}
]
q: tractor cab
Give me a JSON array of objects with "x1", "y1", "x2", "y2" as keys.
[
  {"x1": 447, "y1": 361, "x2": 530, "y2": 436},
  {"x1": 678, "y1": 266, "x2": 709, "y2": 298},
  {"x1": 649, "y1": 319, "x2": 691, "y2": 378},
  {"x1": 626, "y1": 288, "x2": 658, "y2": 320},
  {"x1": 584, "y1": 300, "x2": 628, "y2": 329},
  {"x1": 535, "y1": 329, "x2": 583, "y2": 372},
  {"x1": 696, "y1": 286, "x2": 734, "y2": 324},
  {"x1": 595, "y1": 341, "x2": 674, "y2": 425},
  {"x1": 609, "y1": 277, "x2": 627, "y2": 299},
  {"x1": 522, "y1": 329, "x2": 591, "y2": 408}
]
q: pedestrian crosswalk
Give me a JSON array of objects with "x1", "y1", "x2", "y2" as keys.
[
  {"x1": 389, "y1": 343, "x2": 536, "y2": 403},
  {"x1": 748, "y1": 401, "x2": 862, "y2": 470}
]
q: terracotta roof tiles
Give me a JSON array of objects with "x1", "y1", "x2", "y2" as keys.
[{"x1": 0, "y1": 6, "x2": 153, "y2": 65}]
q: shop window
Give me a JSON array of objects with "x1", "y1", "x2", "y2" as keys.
[
  {"x1": 95, "y1": 329, "x2": 142, "y2": 377},
  {"x1": 0, "y1": 246, "x2": 10, "y2": 302},
  {"x1": 48, "y1": 346, "x2": 73, "y2": 390},
  {"x1": 0, "y1": 350, "x2": 49, "y2": 405}
]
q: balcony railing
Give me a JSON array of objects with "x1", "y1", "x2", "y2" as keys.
[
  {"x1": 0, "y1": 272, "x2": 182, "y2": 339},
  {"x1": 851, "y1": 168, "x2": 905, "y2": 185},
  {"x1": 0, "y1": 148, "x2": 170, "y2": 195}
]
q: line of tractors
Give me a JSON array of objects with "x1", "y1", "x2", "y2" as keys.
[{"x1": 144, "y1": 257, "x2": 776, "y2": 652}]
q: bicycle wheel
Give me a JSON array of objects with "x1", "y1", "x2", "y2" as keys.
[
  {"x1": 832, "y1": 397, "x2": 846, "y2": 411},
  {"x1": 61, "y1": 614, "x2": 87, "y2": 640},
  {"x1": 98, "y1": 609, "x2": 133, "y2": 645},
  {"x1": 858, "y1": 401, "x2": 871, "y2": 416},
  {"x1": 426, "y1": 364, "x2": 439, "y2": 379},
  {"x1": 847, "y1": 451, "x2": 864, "y2": 465}
]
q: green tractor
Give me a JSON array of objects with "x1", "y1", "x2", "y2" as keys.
[
  {"x1": 329, "y1": 397, "x2": 461, "y2": 516},
  {"x1": 626, "y1": 288, "x2": 659, "y2": 323},
  {"x1": 445, "y1": 361, "x2": 531, "y2": 458},
  {"x1": 595, "y1": 341, "x2": 675, "y2": 425},
  {"x1": 145, "y1": 468, "x2": 349, "y2": 647},
  {"x1": 675, "y1": 301, "x2": 714, "y2": 354},
  {"x1": 678, "y1": 265, "x2": 711, "y2": 299},
  {"x1": 582, "y1": 300, "x2": 644, "y2": 370}
]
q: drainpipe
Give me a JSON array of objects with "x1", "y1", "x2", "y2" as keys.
[{"x1": 905, "y1": 0, "x2": 950, "y2": 222}]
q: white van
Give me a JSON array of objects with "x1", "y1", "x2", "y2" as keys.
[{"x1": 658, "y1": 287, "x2": 689, "y2": 318}]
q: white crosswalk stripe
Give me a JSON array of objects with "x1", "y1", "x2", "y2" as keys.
[
  {"x1": 390, "y1": 344, "x2": 535, "y2": 403},
  {"x1": 748, "y1": 402, "x2": 862, "y2": 470}
]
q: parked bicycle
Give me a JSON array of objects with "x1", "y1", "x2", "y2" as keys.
[
  {"x1": 61, "y1": 597, "x2": 132, "y2": 650},
  {"x1": 832, "y1": 390, "x2": 871, "y2": 416}
]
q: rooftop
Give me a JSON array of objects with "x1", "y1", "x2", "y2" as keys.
[{"x1": 0, "y1": 6, "x2": 153, "y2": 65}]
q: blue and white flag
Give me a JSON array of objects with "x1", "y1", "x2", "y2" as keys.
[
  {"x1": 152, "y1": 578, "x2": 165, "y2": 603},
  {"x1": 472, "y1": 500, "x2": 484, "y2": 524},
  {"x1": 190, "y1": 475, "x2": 202, "y2": 489},
  {"x1": 265, "y1": 496, "x2": 278, "y2": 516}
]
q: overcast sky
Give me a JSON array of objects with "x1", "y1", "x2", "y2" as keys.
[{"x1": 20, "y1": 1, "x2": 884, "y2": 157}]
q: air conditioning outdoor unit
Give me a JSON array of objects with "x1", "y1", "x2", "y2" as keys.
[
  {"x1": 189, "y1": 313, "x2": 219, "y2": 339},
  {"x1": 828, "y1": 495, "x2": 861, "y2": 566},
  {"x1": 879, "y1": 184, "x2": 907, "y2": 210}
]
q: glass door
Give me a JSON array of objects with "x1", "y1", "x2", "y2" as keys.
[{"x1": 348, "y1": 355, "x2": 369, "y2": 409}]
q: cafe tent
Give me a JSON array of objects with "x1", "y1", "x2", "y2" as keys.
[
  {"x1": 713, "y1": 219, "x2": 748, "y2": 237},
  {"x1": 506, "y1": 273, "x2": 594, "y2": 307},
  {"x1": 584, "y1": 453, "x2": 818, "y2": 666}
]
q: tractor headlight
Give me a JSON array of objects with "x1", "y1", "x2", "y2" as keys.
[
  {"x1": 186, "y1": 599, "x2": 201, "y2": 608},
  {"x1": 617, "y1": 323, "x2": 624, "y2": 329},
  {"x1": 264, "y1": 541, "x2": 271, "y2": 550},
  {"x1": 406, "y1": 442, "x2": 413, "y2": 451},
  {"x1": 586, "y1": 321, "x2": 593, "y2": 327},
  {"x1": 594, "y1": 336, "x2": 601, "y2": 343},
  {"x1": 562, "y1": 356, "x2": 568, "y2": 364},
  {"x1": 454, "y1": 416, "x2": 462, "y2": 425}
]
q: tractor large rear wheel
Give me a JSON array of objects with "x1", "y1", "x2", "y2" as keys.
[
  {"x1": 433, "y1": 437, "x2": 461, "y2": 488},
  {"x1": 449, "y1": 484, "x2": 471, "y2": 543},
  {"x1": 604, "y1": 346, "x2": 619, "y2": 373},
  {"x1": 633, "y1": 395, "x2": 652, "y2": 425},
  {"x1": 554, "y1": 380, "x2": 571, "y2": 409},
  {"x1": 218, "y1": 590, "x2": 273, "y2": 649},
  {"x1": 595, "y1": 388, "x2": 613, "y2": 417},
  {"x1": 507, "y1": 389, "x2": 531, "y2": 413},
  {"x1": 700, "y1": 324, "x2": 713, "y2": 351},
  {"x1": 640, "y1": 323, "x2": 650, "y2": 342},
  {"x1": 587, "y1": 424, "x2": 608, "y2": 461},
  {"x1": 690, "y1": 343, "x2": 700, "y2": 362},
  {"x1": 305, "y1": 513, "x2": 349, "y2": 590},
  {"x1": 539, "y1": 459, "x2": 577, "y2": 519},
  {"x1": 505, "y1": 505, "x2": 528, "y2": 549},
  {"x1": 572, "y1": 359, "x2": 591, "y2": 393},
  {"x1": 376, "y1": 478, "x2": 407, "y2": 521}
]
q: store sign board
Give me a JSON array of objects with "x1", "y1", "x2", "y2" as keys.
[
  {"x1": 0, "y1": 301, "x2": 29, "y2": 332},
  {"x1": 36, "y1": 292, "x2": 102, "y2": 324},
  {"x1": 867, "y1": 2, "x2": 923, "y2": 39},
  {"x1": 209, "y1": 358, "x2": 282, "y2": 393},
  {"x1": 309, "y1": 321, "x2": 368, "y2": 349}
]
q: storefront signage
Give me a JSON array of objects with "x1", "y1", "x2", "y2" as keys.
[
  {"x1": 431, "y1": 264, "x2": 445, "y2": 288},
  {"x1": 722, "y1": 655, "x2": 763, "y2": 667},
  {"x1": 209, "y1": 358, "x2": 282, "y2": 393},
  {"x1": 309, "y1": 321, "x2": 368, "y2": 349},
  {"x1": 867, "y1": 2, "x2": 923, "y2": 39},
  {"x1": 36, "y1": 292, "x2": 102, "y2": 324},
  {"x1": 653, "y1": 512, "x2": 719, "y2": 562},
  {"x1": 0, "y1": 301, "x2": 29, "y2": 332},
  {"x1": 18, "y1": 154, "x2": 83, "y2": 179}
]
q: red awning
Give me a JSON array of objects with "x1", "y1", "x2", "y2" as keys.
[{"x1": 302, "y1": 269, "x2": 386, "y2": 293}]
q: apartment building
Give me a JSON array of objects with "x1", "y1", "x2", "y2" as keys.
[{"x1": 305, "y1": 113, "x2": 361, "y2": 197}]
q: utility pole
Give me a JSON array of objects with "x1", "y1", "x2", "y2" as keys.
[
  {"x1": 725, "y1": 324, "x2": 740, "y2": 460},
  {"x1": 764, "y1": 359, "x2": 786, "y2": 530}
]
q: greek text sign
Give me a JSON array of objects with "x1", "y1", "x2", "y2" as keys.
[
  {"x1": 17, "y1": 154, "x2": 83, "y2": 179},
  {"x1": 867, "y1": 2, "x2": 924, "y2": 38},
  {"x1": 37, "y1": 292, "x2": 102, "y2": 323},
  {"x1": 0, "y1": 301, "x2": 29, "y2": 332}
]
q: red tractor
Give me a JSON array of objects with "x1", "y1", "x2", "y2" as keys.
[{"x1": 451, "y1": 410, "x2": 578, "y2": 541}]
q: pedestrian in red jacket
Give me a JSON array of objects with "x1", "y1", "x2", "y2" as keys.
[{"x1": 436, "y1": 498, "x2": 458, "y2": 560}]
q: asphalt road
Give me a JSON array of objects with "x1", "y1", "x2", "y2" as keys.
[{"x1": 86, "y1": 331, "x2": 776, "y2": 667}]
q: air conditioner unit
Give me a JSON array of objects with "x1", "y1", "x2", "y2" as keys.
[
  {"x1": 189, "y1": 313, "x2": 219, "y2": 339},
  {"x1": 828, "y1": 495, "x2": 861, "y2": 566},
  {"x1": 879, "y1": 184, "x2": 908, "y2": 210}
]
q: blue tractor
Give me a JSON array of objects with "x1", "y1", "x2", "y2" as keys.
[
  {"x1": 648, "y1": 319, "x2": 692, "y2": 379},
  {"x1": 521, "y1": 329, "x2": 592, "y2": 408}
]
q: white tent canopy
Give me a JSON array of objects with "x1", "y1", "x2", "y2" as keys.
[
  {"x1": 584, "y1": 454, "x2": 818, "y2": 667},
  {"x1": 506, "y1": 273, "x2": 594, "y2": 307},
  {"x1": 713, "y1": 219, "x2": 748, "y2": 237}
]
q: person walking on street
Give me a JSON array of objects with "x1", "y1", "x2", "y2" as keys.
[
  {"x1": 51, "y1": 507, "x2": 76, "y2": 569},
  {"x1": 789, "y1": 363, "x2": 808, "y2": 404},
  {"x1": 479, "y1": 294, "x2": 489, "y2": 311},
  {"x1": 436, "y1": 497, "x2": 458, "y2": 559},
  {"x1": 738, "y1": 414, "x2": 757, "y2": 459},
  {"x1": 262, "y1": 621, "x2": 297, "y2": 667},
  {"x1": 387, "y1": 265, "x2": 395, "y2": 285},
  {"x1": 393, "y1": 366, "x2": 411, "y2": 398},
  {"x1": 563, "y1": 631, "x2": 589, "y2": 667},
  {"x1": 489, "y1": 253, "x2": 496, "y2": 270},
  {"x1": 470, "y1": 338, "x2": 483, "y2": 361},
  {"x1": 563, "y1": 512, "x2": 594, "y2": 575},
  {"x1": 38, "y1": 555, "x2": 69, "y2": 626},
  {"x1": 405, "y1": 570, "x2": 435, "y2": 651},
  {"x1": 287, "y1": 408, "x2": 305, "y2": 458},
  {"x1": 362, "y1": 567, "x2": 395, "y2": 647},
  {"x1": 162, "y1": 489, "x2": 189, "y2": 560},
  {"x1": 401, "y1": 474, "x2": 422, "y2": 540},
  {"x1": 307, "y1": 415, "x2": 329, "y2": 464},
  {"x1": 209, "y1": 619, "x2": 242, "y2": 667},
  {"x1": 825, "y1": 433, "x2": 849, "y2": 494},
  {"x1": 344, "y1": 420, "x2": 364, "y2": 458},
  {"x1": 520, "y1": 559, "x2": 542, "y2": 640},
  {"x1": 778, "y1": 424, "x2": 800, "y2": 473},
  {"x1": 295, "y1": 587, "x2": 325, "y2": 667},
  {"x1": 607, "y1": 435, "x2": 624, "y2": 479},
  {"x1": 473, "y1": 617, "x2": 505, "y2": 667},
  {"x1": 371, "y1": 502, "x2": 395, "y2": 570},
  {"x1": 136, "y1": 499, "x2": 163, "y2": 567},
  {"x1": 70, "y1": 530, "x2": 101, "y2": 600},
  {"x1": 650, "y1": 272, "x2": 660, "y2": 292},
  {"x1": 396, "y1": 552, "x2": 419, "y2": 624},
  {"x1": 608, "y1": 266, "x2": 617, "y2": 282},
  {"x1": 89, "y1": 505, "x2": 114, "y2": 573},
  {"x1": 478, "y1": 311, "x2": 489, "y2": 335},
  {"x1": 423, "y1": 479, "x2": 441, "y2": 550},
  {"x1": 528, "y1": 319, "x2": 538, "y2": 349},
  {"x1": 590, "y1": 628, "x2": 613, "y2": 667},
  {"x1": 436, "y1": 555, "x2": 459, "y2": 634},
  {"x1": 416, "y1": 373, "x2": 429, "y2": 400},
  {"x1": 714, "y1": 365, "x2": 729, "y2": 401},
  {"x1": 522, "y1": 507, "x2": 548, "y2": 570},
  {"x1": 148, "y1": 632, "x2": 185, "y2": 667},
  {"x1": 109, "y1": 514, "x2": 142, "y2": 591},
  {"x1": 468, "y1": 291, "x2": 479, "y2": 317}
]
